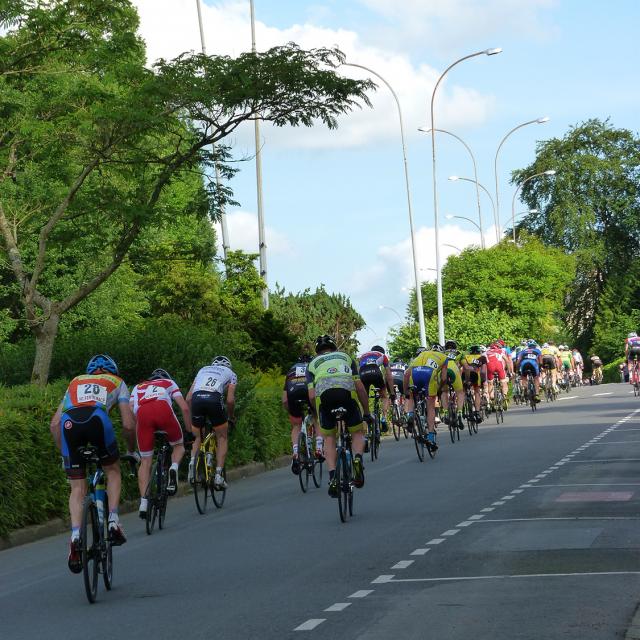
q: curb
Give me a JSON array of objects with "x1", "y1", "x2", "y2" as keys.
[
  {"x1": 626, "y1": 603, "x2": 640, "y2": 640},
  {"x1": 0, "y1": 454, "x2": 291, "y2": 552}
]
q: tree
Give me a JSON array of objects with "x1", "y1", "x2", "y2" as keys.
[
  {"x1": 0, "y1": 0, "x2": 374, "y2": 383},
  {"x1": 270, "y1": 285, "x2": 366, "y2": 354},
  {"x1": 513, "y1": 119, "x2": 640, "y2": 349}
]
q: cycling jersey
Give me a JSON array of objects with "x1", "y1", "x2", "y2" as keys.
[
  {"x1": 486, "y1": 347, "x2": 507, "y2": 380},
  {"x1": 130, "y1": 378, "x2": 182, "y2": 415},
  {"x1": 409, "y1": 350, "x2": 450, "y2": 396},
  {"x1": 460, "y1": 354, "x2": 487, "y2": 369},
  {"x1": 627, "y1": 338, "x2": 640, "y2": 360},
  {"x1": 192, "y1": 365, "x2": 238, "y2": 395},
  {"x1": 518, "y1": 347, "x2": 541, "y2": 376},
  {"x1": 358, "y1": 350, "x2": 389, "y2": 373},
  {"x1": 307, "y1": 351, "x2": 359, "y2": 397},
  {"x1": 284, "y1": 361, "x2": 310, "y2": 418},
  {"x1": 62, "y1": 373, "x2": 129, "y2": 413}
]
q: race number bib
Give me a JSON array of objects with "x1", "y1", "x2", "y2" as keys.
[
  {"x1": 78, "y1": 383, "x2": 108, "y2": 405},
  {"x1": 427, "y1": 358, "x2": 440, "y2": 369},
  {"x1": 295, "y1": 366, "x2": 307, "y2": 377},
  {"x1": 202, "y1": 376, "x2": 218, "y2": 391},
  {"x1": 526, "y1": 353, "x2": 537, "y2": 360},
  {"x1": 143, "y1": 385, "x2": 164, "y2": 400}
]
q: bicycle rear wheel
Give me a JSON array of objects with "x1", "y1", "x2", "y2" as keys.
[
  {"x1": 212, "y1": 468, "x2": 227, "y2": 508},
  {"x1": 336, "y1": 450, "x2": 349, "y2": 522},
  {"x1": 102, "y1": 494, "x2": 112, "y2": 590},
  {"x1": 193, "y1": 451, "x2": 209, "y2": 514},
  {"x1": 392, "y1": 405, "x2": 401, "y2": 441},
  {"x1": 413, "y1": 410, "x2": 425, "y2": 462},
  {"x1": 81, "y1": 497, "x2": 99, "y2": 604},
  {"x1": 297, "y1": 431, "x2": 310, "y2": 493},
  {"x1": 373, "y1": 415, "x2": 380, "y2": 461},
  {"x1": 145, "y1": 462, "x2": 159, "y2": 534},
  {"x1": 158, "y1": 456, "x2": 169, "y2": 529}
]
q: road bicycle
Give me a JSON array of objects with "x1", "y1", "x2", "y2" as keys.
[
  {"x1": 76, "y1": 446, "x2": 113, "y2": 604},
  {"x1": 511, "y1": 376, "x2": 524, "y2": 405},
  {"x1": 491, "y1": 373, "x2": 505, "y2": 424},
  {"x1": 461, "y1": 383, "x2": 478, "y2": 435},
  {"x1": 558, "y1": 368, "x2": 571, "y2": 393},
  {"x1": 526, "y1": 372, "x2": 537, "y2": 412},
  {"x1": 366, "y1": 388, "x2": 383, "y2": 462},
  {"x1": 297, "y1": 406, "x2": 323, "y2": 493},
  {"x1": 333, "y1": 407, "x2": 355, "y2": 522},
  {"x1": 391, "y1": 385, "x2": 407, "y2": 441},
  {"x1": 542, "y1": 367, "x2": 557, "y2": 402},
  {"x1": 591, "y1": 366, "x2": 603, "y2": 385},
  {"x1": 193, "y1": 424, "x2": 226, "y2": 514},
  {"x1": 631, "y1": 357, "x2": 640, "y2": 397},
  {"x1": 409, "y1": 386, "x2": 436, "y2": 462},
  {"x1": 144, "y1": 431, "x2": 172, "y2": 535},
  {"x1": 446, "y1": 380, "x2": 461, "y2": 443}
]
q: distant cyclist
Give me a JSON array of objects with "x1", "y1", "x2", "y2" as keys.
[
  {"x1": 625, "y1": 332, "x2": 640, "y2": 385},
  {"x1": 307, "y1": 335, "x2": 371, "y2": 498},
  {"x1": 460, "y1": 345, "x2": 487, "y2": 422},
  {"x1": 590, "y1": 354, "x2": 603, "y2": 384},
  {"x1": 516, "y1": 340, "x2": 542, "y2": 401},
  {"x1": 283, "y1": 354, "x2": 321, "y2": 475},
  {"x1": 357, "y1": 345, "x2": 394, "y2": 432},
  {"x1": 49, "y1": 354, "x2": 137, "y2": 573},
  {"x1": 572, "y1": 347, "x2": 584, "y2": 381},
  {"x1": 486, "y1": 341, "x2": 510, "y2": 404},
  {"x1": 130, "y1": 369, "x2": 191, "y2": 519},
  {"x1": 187, "y1": 356, "x2": 237, "y2": 490}
]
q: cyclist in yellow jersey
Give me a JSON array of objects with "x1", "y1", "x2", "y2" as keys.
[
  {"x1": 540, "y1": 341, "x2": 561, "y2": 392},
  {"x1": 443, "y1": 339, "x2": 465, "y2": 428},
  {"x1": 403, "y1": 344, "x2": 450, "y2": 449}
]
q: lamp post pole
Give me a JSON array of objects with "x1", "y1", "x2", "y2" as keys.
[
  {"x1": 420, "y1": 127, "x2": 484, "y2": 248},
  {"x1": 195, "y1": 0, "x2": 230, "y2": 260},
  {"x1": 446, "y1": 214, "x2": 481, "y2": 234},
  {"x1": 429, "y1": 48, "x2": 501, "y2": 345},
  {"x1": 448, "y1": 176, "x2": 497, "y2": 242},
  {"x1": 343, "y1": 62, "x2": 426, "y2": 347},
  {"x1": 511, "y1": 171, "x2": 556, "y2": 242}
]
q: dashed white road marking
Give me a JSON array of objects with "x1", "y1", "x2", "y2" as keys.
[
  {"x1": 411, "y1": 548, "x2": 429, "y2": 556},
  {"x1": 427, "y1": 538, "x2": 446, "y2": 544},
  {"x1": 456, "y1": 521, "x2": 474, "y2": 527},
  {"x1": 511, "y1": 489, "x2": 524, "y2": 494},
  {"x1": 492, "y1": 501, "x2": 505, "y2": 506},
  {"x1": 559, "y1": 396, "x2": 579, "y2": 400},
  {"x1": 349, "y1": 590, "x2": 374, "y2": 598},
  {"x1": 481, "y1": 507, "x2": 495, "y2": 512},
  {"x1": 594, "y1": 392, "x2": 613, "y2": 396},
  {"x1": 324, "y1": 603, "x2": 351, "y2": 612},
  {"x1": 468, "y1": 514, "x2": 485, "y2": 520},
  {"x1": 392, "y1": 560, "x2": 414, "y2": 569},
  {"x1": 442, "y1": 529, "x2": 459, "y2": 536},
  {"x1": 371, "y1": 576, "x2": 393, "y2": 584},
  {"x1": 295, "y1": 619, "x2": 326, "y2": 631}
]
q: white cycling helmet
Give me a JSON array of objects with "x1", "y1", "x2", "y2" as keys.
[
  {"x1": 629, "y1": 332, "x2": 637, "y2": 339},
  {"x1": 211, "y1": 355, "x2": 232, "y2": 368}
]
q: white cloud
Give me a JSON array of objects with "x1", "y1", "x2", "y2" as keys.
[
  {"x1": 130, "y1": 0, "x2": 496, "y2": 149},
  {"x1": 215, "y1": 209, "x2": 293, "y2": 256}
]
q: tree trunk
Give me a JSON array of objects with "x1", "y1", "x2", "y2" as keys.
[{"x1": 31, "y1": 313, "x2": 60, "y2": 386}]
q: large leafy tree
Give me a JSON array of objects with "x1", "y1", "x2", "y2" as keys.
[
  {"x1": 0, "y1": 0, "x2": 374, "y2": 384},
  {"x1": 513, "y1": 119, "x2": 640, "y2": 350}
]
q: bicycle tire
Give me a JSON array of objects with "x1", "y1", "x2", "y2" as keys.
[
  {"x1": 212, "y1": 468, "x2": 227, "y2": 508},
  {"x1": 312, "y1": 455, "x2": 322, "y2": 488},
  {"x1": 448, "y1": 410, "x2": 456, "y2": 443},
  {"x1": 158, "y1": 452, "x2": 169, "y2": 530},
  {"x1": 392, "y1": 405, "x2": 401, "y2": 441},
  {"x1": 145, "y1": 461, "x2": 159, "y2": 534},
  {"x1": 193, "y1": 450, "x2": 209, "y2": 514},
  {"x1": 413, "y1": 409, "x2": 425, "y2": 462},
  {"x1": 336, "y1": 450, "x2": 349, "y2": 522},
  {"x1": 373, "y1": 415, "x2": 380, "y2": 461},
  {"x1": 102, "y1": 493, "x2": 112, "y2": 590},
  {"x1": 81, "y1": 496, "x2": 99, "y2": 604},
  {"x1": 297, "y1": 431, "x2": 310, "y2": 494}
]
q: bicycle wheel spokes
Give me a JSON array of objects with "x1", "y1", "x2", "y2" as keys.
[
  {"x1": 298, "y1": 431, "x2": 309, "y2": 493},
  {"x1": 193, "y1": 451, "x2": 209, "y2": 514},
  {"x1": 81, "y1": 497, "x2": 100, "y2": 604}
]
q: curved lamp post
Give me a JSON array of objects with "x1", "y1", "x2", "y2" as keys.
[
  {"x1": 445, "y1": 214, "x2": 481, "y2": 234},
  {"x1": 429, "y1": 48, "x2": 502, "y2": 344},
  {"x1": 443, "y1": 243, "x2": 462, "y2": 253},
  {"x1": 449, "y1": 175, "x2": 497, "y2": 241},
  {"x1": 494, "y1": 116, "x2": 549, "y2": 222},
  {"x1": 343, "y1": 62, "x2": 426, "y2": 347},
  {"x1": 419, "y1": 127, "x2": 484, "y2": 248},
  {"x1": 511, "y1": 171, "x2": 556, "y2": 242}
]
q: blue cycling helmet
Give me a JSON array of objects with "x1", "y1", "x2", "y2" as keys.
[{"x1": 87, "y1": 354, "x2": 119, "y2": 375}]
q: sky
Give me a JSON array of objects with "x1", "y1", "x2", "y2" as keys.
[{"x1": 131, "y1": 0, "x2": 640, "y2": 351}]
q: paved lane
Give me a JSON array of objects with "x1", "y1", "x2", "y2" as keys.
[{"x1": 1, "y1": 383, "x2": 639, "y2": 639}]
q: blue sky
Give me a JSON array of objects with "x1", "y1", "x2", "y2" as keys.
[{"x1": 132, "y1": 0, "x2": 640, "y2": 351}]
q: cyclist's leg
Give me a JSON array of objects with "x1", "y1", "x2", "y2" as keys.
[{"x1": 136, "y1": 406, "x2": 155, "y2": 499}]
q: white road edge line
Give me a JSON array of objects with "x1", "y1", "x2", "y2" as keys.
[{"x1": 387, "y1": 571, "x2": 640, "y2": 584}]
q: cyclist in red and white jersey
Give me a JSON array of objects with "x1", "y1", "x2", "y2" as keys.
[
  {"x1": 130, "y1": 369, "x2": 191, "y2": 519},
  {"x1": 486, "y1": 342, "x2": 510, "y2": 403},
  {"x1": 625, "y1": 332, "x2": 640, "y2": 385}
]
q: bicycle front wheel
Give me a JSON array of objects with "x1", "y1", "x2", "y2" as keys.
[
  {"x1": 193, "y1": 451, "x2": 209, "y2": 514},
  {"x1": 212, "y1": 468, "x2": 227, "y2": 508},
  {"x1": 81, "y1": 497, "x2": 100, "y2": 604}
]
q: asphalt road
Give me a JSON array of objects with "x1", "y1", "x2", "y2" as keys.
[{"x1": 1, "y1": 383, "x2": 640, "y2": 640}]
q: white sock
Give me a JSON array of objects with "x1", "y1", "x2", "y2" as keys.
[
  {"x1": 170, "y1": 462, "x2": 179, "y2": 472},
  {"x1": 139, "y1": 497, "x2": 148, "y2": 510},
  {"x1": 216, "y1": 467, "x2": 223, "y2": 475},
  {"x1": 190, "y1": 456, "x2": 195, "y2": 464}
]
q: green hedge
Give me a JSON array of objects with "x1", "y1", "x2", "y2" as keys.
[
  {"x1": 0, "y1": 369, "x2": 289, "y2": 538},
  {"x1": 603, "y1": 357, "x2": 625, "y2": 384}
]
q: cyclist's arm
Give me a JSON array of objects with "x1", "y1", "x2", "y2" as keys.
[
  {"x1": 174, "y1": 394, "x2": 191, "y2": 430},
  {"x1": 385, "y1": 367, "x2": 394, "y2": 395},
  {"x1": 118, "y1": 401, "x2": 137, "y2": 452},
  {"x1": 225, "y1": 383, "x2": 236, "y2": 421},
  {"x1": 50, "y1": 405, "x2": 63, "y2": 452},
  {"x1": 281, "y1": 389, "x2": 289, "y2": 410},
  {"x1": 354, "y1": 378, "x2": 370, "y2": 414},
  {"x1": 185, "y1": 382, "x2": 194, "y2": 404},
  {"x1": 403, "y1": 368, "x2": 411, "y2": 398}
]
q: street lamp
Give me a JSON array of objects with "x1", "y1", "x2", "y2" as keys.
[
  {"x1": 195, "y1": 0, "x2": 231, "y2": 260},
  {"x1": 449, "y1": 175, "x2": 497, "y2": 241},
  {"x1": 443, "y1": 243, "x2": 462, "y2": 253},
  {"x1": 445, "y1": 214, "x2": 481, "y2": 234},
  {"x1": 419, "y1": 127, "x2": 484, "y2": 249},
  {"x1": 378, "y1": 304, "x2": 403, "y2": 322},
  {"x1": 511, "y1": 171, "x2": 555, "y2": 242},
  {"x1": 429, "y1": 47, "x2": 502, "y2": 345},
  {"x1": 494, "y1": 116, "x2": 549, "y2": 223},
  {"x1": 344, "y1": 62, "x2": 426, "y2": 346}
]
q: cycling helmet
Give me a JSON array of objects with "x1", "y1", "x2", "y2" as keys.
[
  {"x1": 415, "y1": 346, "x2": 427, "y2": 356},
  {"x1": 149, "y1": 368, "x2": 172, "y2": 380},
  {"x1": 542, "y1": 342, "x2": 549, "y2": 348},
  {"x1": 86, "y1": 354, "x2": 118, "y2": 375},
  {"x1": 497, "y1": 338, "x2": 506, "y2": 347},
  {"x1": 314, "y1": 334, "x2": 337, "y2": 354},
  {"x1": 392, "y1": 359, "x2": 406, "y2": 367},
  {"x1": 297, "y1": 354, "x2": 312, "y2": 363},
  {"x1": 371, "y1": 345, "x2": 385, "y2": 354},
  {"x1": 211, "y1": 356, "x2": 232, "y2": 368},
  {"x1": 444, "y1": 339, "x2": 458, "y2": 351},
  {"x1": 431, "y1": 343, "x2": 445, "y2": 353},
  {"x1": 520, "y1": 339, "x2": 528, "y2": 346},
  {"x1": 527, "y1": 339, "x2": 538, "y2": 347},
  {"x1": 480, "y1": 345, "x2": 488, "y2": 353},
  {"x1": 558, "y1": 345, "x2": 565, "y2": 351},
  {"x1": 469, "y1": 345, "x2": 482, "y2": 354},
  {"x1": 629, "y1": 332, "x2": 637, "y2": 339}
]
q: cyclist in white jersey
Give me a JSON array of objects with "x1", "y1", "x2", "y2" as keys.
[{"x1": 186, "y1": 356, "x2": 237, "y2": 489}]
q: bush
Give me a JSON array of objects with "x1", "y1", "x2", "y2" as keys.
[
  {"x1": 0, "y1": 368, "x2": 289, "y2": 537},
  {"x1": 603, "y1": 357, "x2": 625, "y2": 384}
]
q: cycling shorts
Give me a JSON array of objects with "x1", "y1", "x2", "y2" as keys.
[
  {"x1": 628, "y1": 348, "x2": 640, "y2": 362},
  {"x1": 520, "y1": 361, "x2": 539, "y2": 377},
  {"x1": 60, "y1": 406, "x2": 119, "y2": 479},
  {"x1": 446, "y1": 363, "x2": 464, "y2": 392},
  {"x1": 286, "y1": 385, "x2": 309, "y2": 419},
  {"x1": 316, "y1": 388, "x2": 363, "y2": 436},
  {"x1": 392, "y1": 375, "x2": 404, "y2": 396},
  {"x1": 191, "y1": 391, "x2": 227, "y2": 429},
  {"x1": 136, "y1": 401, "x2": 183, "y2": 458},
  {"x1": 486, "y1": 360, "x2": 506, "y2": 381},
  {"x1": 560, "y1": 359, "x2": 572, "y2": 371},
  {"x1": 410, "y1": 366, "x2": 441, "y2": 397},
  {"x1": 465, "y1": 369, "x2": 482, "y2": 387},
  {"x1": 541, "y1": 355, "x2": 556, "y2": 370},
  {"x1": 359, "y1": 364, "x2": 386, "y2": 394}
]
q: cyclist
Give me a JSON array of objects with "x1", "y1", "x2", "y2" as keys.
[
  {"x1": 516, "y1": 339, "x2": 542, "y2": 401},
  {"x1": 460, "y1": 345, "x2": 487, "y2": 422},
  {"x1": 49, "y1": 354, "x2": 136, "y2": 573},
  {"x1": 186, "y1": 356, "x2": 237, "y2": 490},
  {"x1": 283, "y1": 354, "x2": 321, "y2": 475},
  {"x1": 130, "y1": 369, "x2": 190, "y2": 519},
  {"x1": 357, "y1": 345, "x2": 394, "y2": 433},
  {"x1": 558, "y1": 346, "x2": 575, "y2": 388},
  {"x1": 404, "y1": 343, "x2": 452, "y2": 450},
  {"x1": 572, "y1": 347, "x2": 584, "y2": 382},
  {"x1": 389, "y1": 358, "x2": 408, "y2": 422},
  {"x1": 590, "y1": 354, "x2": 604, "y2": 384},
  {"x1": 625, "y1": 332, "x2": 640, "y2": 385},
  {"x1": 486, "y1": 341, "x2": 509, "y2": 405},
  {"x1": 540, "y1": 341, "x2": 561, "y2": 392},
  {"x1": 306, "y1": 335, "x2": 371, "y2": 498},
  {"x1": 442, "y1": 339, "x2": 465, "y2": 427}
]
